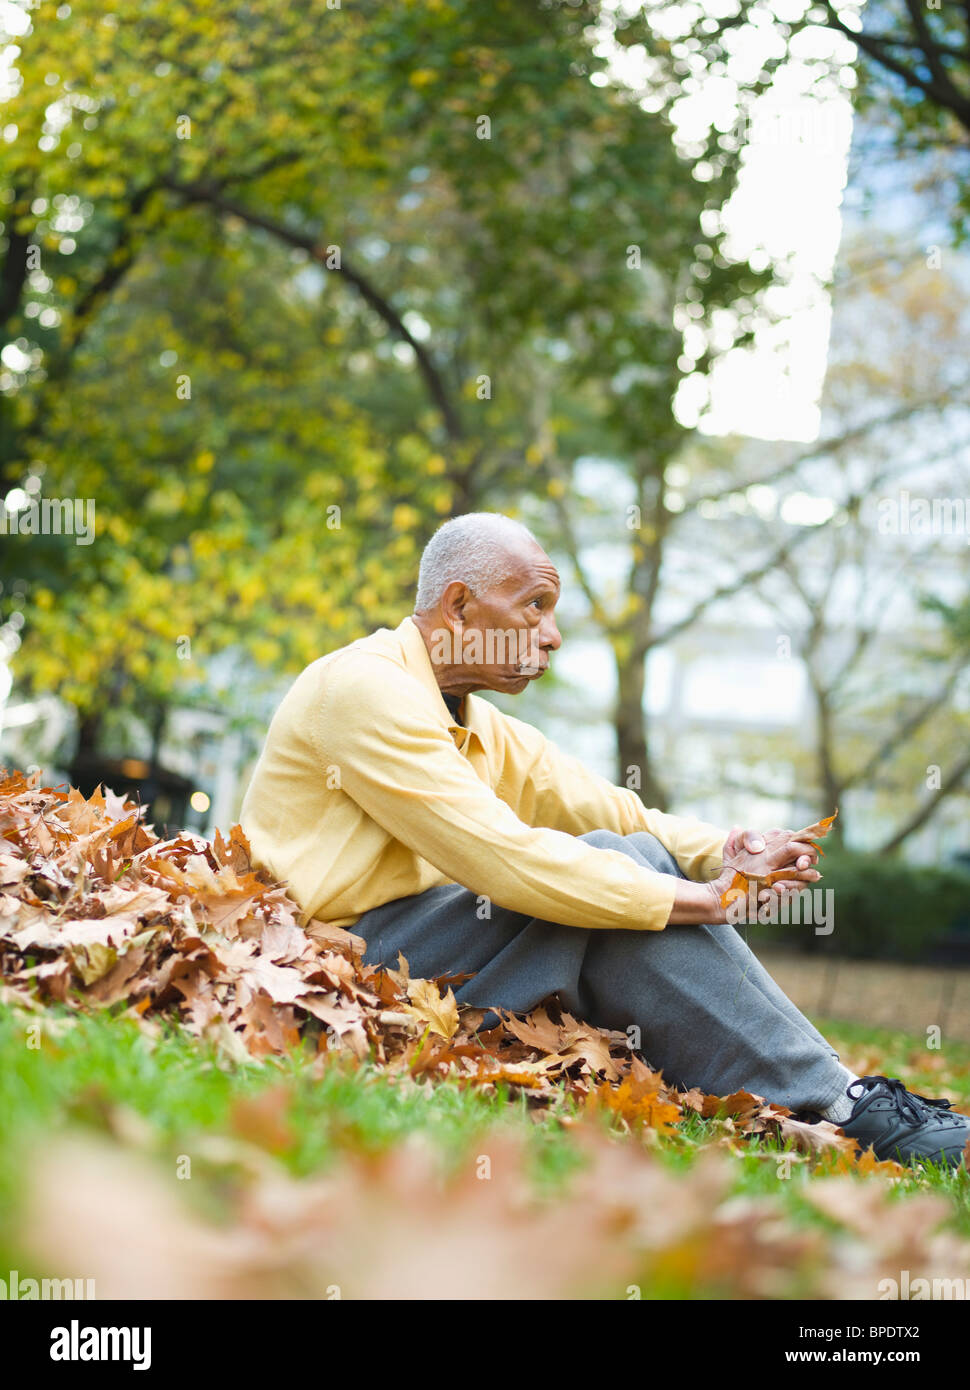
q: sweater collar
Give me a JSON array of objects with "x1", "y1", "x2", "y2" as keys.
[{"x1": 396, "y1": 615, "x2": 478, "y2": 741}]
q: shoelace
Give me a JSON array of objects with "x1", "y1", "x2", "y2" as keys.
[
  {"x1": 907, "y1": 1089, "x2": 954, "y2": 1111},
  {"x1": 848, "y1": 1074, "x2": 953, "y2": 1127}
]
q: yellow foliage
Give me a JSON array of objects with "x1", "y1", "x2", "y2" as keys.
[
  {"x1": 250, "y1": 638, "x2": 282, "y2": 667},
  {"x1": 391, "y1": 503, "x2": 420, "y2": 531},
  {"x1": 190, "y1": 532, "x2": 221, "y2": 560},
  {"x1": 237, "y1": 575, "x2": 266, "y2": 605}
]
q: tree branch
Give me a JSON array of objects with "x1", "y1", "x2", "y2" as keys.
[
  {"x1": 686, "y1": 394, "x2": 963, "y2": 509},
  {"x1": 649, "y1": 516, "x2": 829, "y2": 649},
  {"x1": 904, "y1": 0, "x2": 970, "y2": 121},
  {"x1": 161, "y1": 178, "x2": 464, "y2": 442},
  {"x1": 842, "y1": 664, "x2": 965, "y2": 794},
  {"x1": 878, "y1": 748, "x2": 970, "y2": 855},
  {"x1": 0, "y1": 191, "x2": 31, "y2": 331},
  {"x1": 541, "y1": 456, "x2": 612, "y2": 629},
  {"x1": 819, "y1": 0, "x2": 970, "y2": 127}
]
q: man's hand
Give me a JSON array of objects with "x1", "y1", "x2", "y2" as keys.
[
  {"x1": 718, "y1": 824, "x2": 822, "y2": 907},
  {"x1": 670, "y1": 825, "x2": 820, "y2": 925},
  {"x1": 723, "y1": 824, "x2": 821, "y2": 877}
]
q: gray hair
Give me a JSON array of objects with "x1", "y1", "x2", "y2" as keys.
[{"x1": 414, "y1": 512, "x2": 539, "y2": 613}]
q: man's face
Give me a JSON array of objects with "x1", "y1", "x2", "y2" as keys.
[{"x1": 436, "y1": 543, "x2": 563, "y2": 695}]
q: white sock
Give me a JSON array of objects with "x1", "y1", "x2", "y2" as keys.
[{"x1": 817, "y1": 1068, "x2": 862, "y2": 1124}]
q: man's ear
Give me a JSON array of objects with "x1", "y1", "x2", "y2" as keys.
[{"x1": 440, "y1": 580, "x2": 470, "y2": 629}]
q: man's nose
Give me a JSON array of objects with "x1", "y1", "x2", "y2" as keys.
[{"x1": 541, "y1": 615, "x2": 562, "y2": 651}]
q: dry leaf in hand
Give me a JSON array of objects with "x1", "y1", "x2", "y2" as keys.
[{"x1": 719, "y1": 809, "x2": 838, "y2": 908}]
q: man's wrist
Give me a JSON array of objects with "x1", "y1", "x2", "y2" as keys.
[
  {"x1": 706, "y1": 878, "x2": 727, "y2": 924},
  {"x1": 666, "y1": 876, "x2": 727, "y2": 925}
]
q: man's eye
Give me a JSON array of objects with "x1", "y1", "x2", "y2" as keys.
[{"x1": 530, "y1": 597, "x2": 543, "y2": 609}]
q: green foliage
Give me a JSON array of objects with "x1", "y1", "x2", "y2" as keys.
[
  {"x1": 0, "y1": 0, "x2": 763, "y2": 738},
  {"x1": 751, "y1": 850, "x2": 970, "y2": 963}
]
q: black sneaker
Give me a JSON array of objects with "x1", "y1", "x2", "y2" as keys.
[{"x1": 840, "y1": 1075, "x2": 970, "y2": 1169}]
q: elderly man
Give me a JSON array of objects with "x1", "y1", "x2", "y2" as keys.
[{"x1": 240, "y1": 512, "x2": 968, "y2": 1167}]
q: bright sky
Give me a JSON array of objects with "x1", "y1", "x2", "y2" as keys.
[{"x1": 601, "y1": 0, "x2": 859, "y2": 443}]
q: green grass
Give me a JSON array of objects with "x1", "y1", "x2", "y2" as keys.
[
  {"x1": 0, "y1": 1005, "x2": 587, "y2": 1244},
  {"x1": 2, "y1": 1001, "x2": 970, "y2": 1294},
  {"x1": 814, "y1": 1014, "x2": 970, "y2": 1103}
]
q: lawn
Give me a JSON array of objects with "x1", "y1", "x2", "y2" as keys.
[
  {"x1": 3, "y1": 772, "x2": 969, "y2": 1301},
  {"x1": 3, "y1": 1002, "x2": 969, "y2": 1301}
]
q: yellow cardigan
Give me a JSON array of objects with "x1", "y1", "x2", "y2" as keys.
[{"x1": 239, "y1": 614, "x2": 728, "y2": 932}]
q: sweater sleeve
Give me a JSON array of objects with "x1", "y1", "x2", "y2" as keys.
[
  {"x1": 311, "y1": 654, "x2": 681, "y2": 931},
  {"x1": 492, "y1": 706, "x2": 729, "y2": 882}
]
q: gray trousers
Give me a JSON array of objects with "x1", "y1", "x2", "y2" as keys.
[{"x1": 356, "y1": 828, "x2": 849, "y2": 1112}]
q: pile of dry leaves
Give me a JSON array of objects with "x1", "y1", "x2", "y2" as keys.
[{"x1": 0, "y1": 768, "x2": 959, "y2": 1174}]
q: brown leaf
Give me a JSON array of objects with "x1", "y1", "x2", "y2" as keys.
[
  {"x1": 403, "y1": 976, "x2": 460, "y2": 1041},
  {"x1": 772, "y1": 1113, "x2": 859, "y2": 1156},
  {"x1": 586, "y1": 1078, "x2": 682, "y2": 1137},
  {"x1": 678, "y1": 1086, "x2": 707, "y2": 1114},
  {"x1": 304, "y1": 917, "x2": 367, "y2": 958},
  {"x1": 230, "y1": 1086, "x2": 295, "y2": 1153},
  {"x1": 700, "y1": 1089, "x2": 765, "y2": 1122},
  {"x1": 496, "y1": 1004, "x2": 565, "y2": 1053}
]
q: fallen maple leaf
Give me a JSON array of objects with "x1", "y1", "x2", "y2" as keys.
[
  {"x1": 585, "y1": 1077, "x2": 682, "y2": 1138},
  {"x1": 700, "y1": 1089, "x2": 766, "y2": 1123},
  {"x1": 403, "y1": 976, "x2": 460, "y2": 1041},
  {"x1": 771, "y1": 1113, "x2": 859, "y2": 1157}
]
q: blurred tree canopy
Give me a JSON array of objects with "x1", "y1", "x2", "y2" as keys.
[
  {"x1": 644, "y1": 0, "x2": 970, "y2": 240},
  {"x1": 0, "y1": 0, "x2": 762, "y2": 762}
]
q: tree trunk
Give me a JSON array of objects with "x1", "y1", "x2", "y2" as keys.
[
  {"x1": 614, "y1": 638, "x2": 668, "y2": 811},
  {"x1": 74, "y1": 710, "x2": 102, "y2": 762},
  {"x1": 149, "y1": 702, "x2": 167, "y2": 768},
  {"x1": 615, "y1": 463, "x2": 672, "y2": 812},
  {"x1": 812, "y1": 678, "x2": 845, "y2": 845}
]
